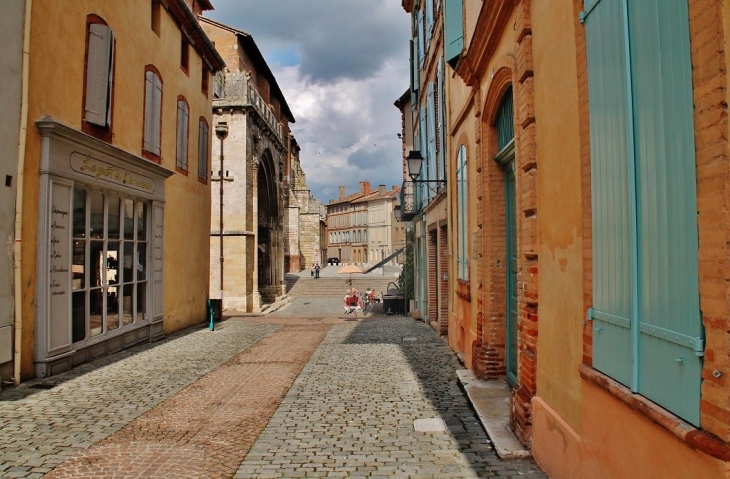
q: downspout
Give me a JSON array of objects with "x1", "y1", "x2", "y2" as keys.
[{"x1": 13, "y1": 0, "x2": 32, "y2": 385}]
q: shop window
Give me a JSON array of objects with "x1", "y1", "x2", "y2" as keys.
[
  {"x1": 143, "y1": 66, "x2": 163, "y2": 162},
  {"x1": 198, "y1": 117, "x2": 209, "y2": 182},
  {"x1": 82, "y1": 15, "x2": 115, "y2": 141},
  {"x1": 71, "y1": 187, "x2": 149, "y2": 343},
  {"x1": 175, "y1": 96, "x2": 189, "y2": 174}
]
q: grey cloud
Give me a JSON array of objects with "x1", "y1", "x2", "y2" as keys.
[{"x1": 207, "y1": 0, "x2": 409, "y2": 83}]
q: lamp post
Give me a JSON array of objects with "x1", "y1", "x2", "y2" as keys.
[{"x1": 215, "y1": 122, "x2": 228, "y2": 322}]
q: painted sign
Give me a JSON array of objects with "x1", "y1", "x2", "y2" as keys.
[
  {"x1": 69, "y1": 152, "x2": 155, "y2": 194},
  {"x1": 49, "y1": 181, "x2": 72, "y2": 350},
  {"x1": 152, "y1": 204, "x2": 164, "y2": 319}
]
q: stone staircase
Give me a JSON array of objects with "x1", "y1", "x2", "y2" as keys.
[{"x1": 285, "y1": 276, "x2": 399, "y2": 298}]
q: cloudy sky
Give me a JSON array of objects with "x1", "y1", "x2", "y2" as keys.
[{"x1": 205, "y1": 1, "x2": 410, "y2": 204}]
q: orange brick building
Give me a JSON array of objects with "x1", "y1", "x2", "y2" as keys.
[{"x1": 435, "y1": 0, "x2": 730, "y2": 476}]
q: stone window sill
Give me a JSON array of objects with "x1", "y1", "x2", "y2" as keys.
[{"x1": 579, "y1": 364, "x2": 730, "y2": 461}]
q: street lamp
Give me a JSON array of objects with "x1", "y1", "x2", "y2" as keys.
[
  {"x1": 215, "y1": 122, "x2": 228, "y2": 321},
  {"x1": 406, "y1": 150, "x2": 445, "y2": 188},
  {"x1": 394, "y1": 204, "x2": 402, "y2": 222}
]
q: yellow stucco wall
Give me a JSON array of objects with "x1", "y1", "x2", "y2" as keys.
[
  {"x1": 20, "y1": 0, "x2": 213, "y2": 378},
  {"x1": 531, "y1": 0, "x2": 584, "y2": 431}
]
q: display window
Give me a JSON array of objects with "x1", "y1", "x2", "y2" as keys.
[{"x1": 70, "y1": 186, "x2": 149, "y2": 343}]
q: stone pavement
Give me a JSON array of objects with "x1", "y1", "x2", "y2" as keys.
[
  {"x1": 0, "y1": 302, "x2": 546, "y2": 478},
  {"x1": 233, "y1": 318, "x2": 545, "y2": 479}
]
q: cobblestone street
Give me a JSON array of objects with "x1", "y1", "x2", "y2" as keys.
[{"x1": 0, "y1": 295, "x2": 546, "y2": 478}]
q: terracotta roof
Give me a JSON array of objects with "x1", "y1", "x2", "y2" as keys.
[{"x1": 327, "y1": 191, "x2": 367, "y2": 206}]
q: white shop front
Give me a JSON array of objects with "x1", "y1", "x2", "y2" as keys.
[{"x1": 35, "y1": 118, "x2": 172, "y2": 377}]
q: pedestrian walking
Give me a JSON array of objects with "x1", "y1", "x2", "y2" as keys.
[
  {"x1": 311, "y1": 264, "x2": 315, "y2": 277},
  {"x1": 314, "y1": 262, "x2": 320, "y2": 279}
]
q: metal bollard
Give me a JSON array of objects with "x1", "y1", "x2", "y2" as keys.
[{"x1": 207, "y1": 299, "x2": 215, "y2": 331}]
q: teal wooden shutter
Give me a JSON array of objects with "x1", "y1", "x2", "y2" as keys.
[
  {"x1": 585, "y1": 0, "x2": 634, "y2": 387},
  {"x1": 629, "y1": 0, "x2": 702, "y2": 426},
  {"x1": 427, "y1": 82, "x2": 437, "y2": 198},
  {"x1": 444, "y1": 0, "x2": 463, "y2": 67},
  {"x1": 437, "y1": 58, "x2": 445, "y2": 182}
]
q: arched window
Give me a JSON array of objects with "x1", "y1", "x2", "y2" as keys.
[{"x1": 456, "y1": 145, "x2": 468, "y2": 280}]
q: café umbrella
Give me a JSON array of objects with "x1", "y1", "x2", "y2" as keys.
[{"x1": 338, "y1": 264, "x2": 364, "y2": 288}]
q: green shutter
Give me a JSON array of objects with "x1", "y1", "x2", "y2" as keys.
[
  {"x1": 629, "y1": 0, "x2": 702, "y2": 426},
  {"x1": 444, "y1": 0, "x2": 463, "y2": 66},
  {"x1": 586, "y1": 0, "x2": 634, "y2": 388}
]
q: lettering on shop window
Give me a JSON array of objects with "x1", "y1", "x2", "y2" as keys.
[
  {"x1": 69, "y1": 152, "x2": 156, "y2": 193},
  {"x1": 49, "y1": 200, "x2": 70, "y2": 299}
]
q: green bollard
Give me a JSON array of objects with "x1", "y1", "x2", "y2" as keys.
[{"x1": 207, "y1": 299, "x2": 215, "y2": 331}]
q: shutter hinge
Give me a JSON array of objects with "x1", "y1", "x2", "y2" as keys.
[
  {"x1": 586, "y1": 307, "x2": 594, "y2": 321},
  {"x1": 579, "y1": 0, "x2": 602, "y2": 23}
]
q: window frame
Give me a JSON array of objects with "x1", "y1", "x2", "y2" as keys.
[
  {"x1": 197, "y1": 117, "x2": 210, "y2": 184},
  {"x1": 456, "y1": 145, "x2": 468, "y2": 281}
]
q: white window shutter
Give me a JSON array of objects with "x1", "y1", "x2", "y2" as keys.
[
  {"x1": 152, "y1": 75, "x2": 162, "y2": 156},
  {"x1": 176, "y1": 101, "x2": 184, "y2": 168},
  {"x1": 143, "y1": 71, "x2": 154, "y2": 152},
  {"x1": 85, "y1": 23, "x2": 112, "y2": 126},
  {"x1": 106, "y1": 31, "x2": 115, "y2": 127}
]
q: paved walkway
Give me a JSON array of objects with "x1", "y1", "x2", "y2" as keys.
[{"x1": 0, "y1": 303, "x2": 546, "y2": 478}]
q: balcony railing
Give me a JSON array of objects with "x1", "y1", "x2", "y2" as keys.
[{"x1": 400, "y1": 180, "x2": 418, "y2": 221}]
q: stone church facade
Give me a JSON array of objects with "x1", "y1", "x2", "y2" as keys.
[{"x1": 201, "y1": 17, "x2": 320, "y2": 312}]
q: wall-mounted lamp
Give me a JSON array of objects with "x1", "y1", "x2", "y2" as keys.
[{"x1": 406, "y1": 150, "x2": 446, "y2": 188}]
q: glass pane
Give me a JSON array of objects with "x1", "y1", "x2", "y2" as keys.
[
  {"x1": 107, "y1": 242, "x2": 119, "y2": 285},
  {"x1": 107, "y1": 283, "x2": 119, "y2": 331},
  {"x1": 108, "y1": 196, "x2": 121, "y2": 240},
  {"x1": 73, "y1": 188, "x2": 86, "y2": 238},
  {"x1": 123, "y1": 242, "x2": 134, "y2": 284},
  {"x1": 122, "y1": 283, "x2": 133, "y2": 326},
  {"x1": 123, "y1": 199, "x2": 135, "y2": 240},
  {"x1": 89, "y1": 288, "x2": 103, "y2": 337},
  {"x1": 136, "y1": 282, "x2": 147, "y2": 322},
  {"x1": 137, "y1": 203, "x2": 147, "y2": 241},
  {"x1": 72, "y1": 240, "x2": 85, "y2": 290},
  {"x1": 72, "y1": 291, "x2": 86, "y2": 343},
  {"x1": 90, "y1": 241, "x2": 104, "y2": 288},
  {"x1": 90, "y1": 191, "x2": 104, "y2": 239},
  {"x1": 136, "y1": 243, "x2": 147, "y2": 280}
]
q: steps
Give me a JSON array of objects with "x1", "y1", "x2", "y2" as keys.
[{"x1": 285, "y1": 276, "x2": 399, "y2": 298}]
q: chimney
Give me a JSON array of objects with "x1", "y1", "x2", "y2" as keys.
[
  {"x1": 359, "y1": 181, "x2": 371, "y2": 195},
  {"x1": 379, "y1": 184, "x2": 386, "y2": 194},
  {"x1": 339, "y1": 186, "x2": 346, "y2": 198}
]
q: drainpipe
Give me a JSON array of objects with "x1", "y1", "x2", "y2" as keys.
[
  {"x1": 214, "y1": 122, "x2": 228, "y2": 322},
  {"x1": 13, "y1": 0, "x2": 32, "y2": 385}
]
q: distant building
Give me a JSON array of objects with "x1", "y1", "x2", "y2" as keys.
[{"x1": 325, "y1": 182, "x2": 370, "y2": 263}]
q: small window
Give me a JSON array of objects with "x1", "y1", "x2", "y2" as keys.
[
  {"x1": 151, "y1": 0, "x2": 161, "y2": 36},
  {"x1": 175, "y1": 96, "x2": 189, "y2": 173},
  {"x1": 180, "y1": 37, "x2": 189, "y2": 74},
  {"x1": 201, "y1": 67, "x2": 209, "y2": 97},
  {"x1": 197, "y1": 118, "x2": 209, "y2": 182},
  {"x1": 143, "y1": 66, "x2": 163, "y2": 162},
  {"x1": 83, "y1": 15, "x2": 115, "y2": 141}
]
